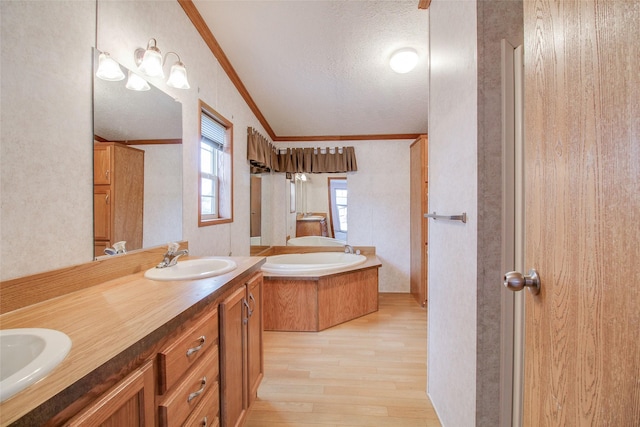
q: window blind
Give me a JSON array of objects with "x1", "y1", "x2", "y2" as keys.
[{"x1": 201, "y1": 112, "x2": 225, "y2": 151}]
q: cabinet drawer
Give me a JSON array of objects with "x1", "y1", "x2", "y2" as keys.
[
  {"x1": 158, "y1": 346, "x2": 219, "y2": 427},
  {"x1": 158, "y1": 308, "x2": 218, "y2": 393},
  {"x1": 182, "y1": 382, "x2": 220, "y2": 427}
]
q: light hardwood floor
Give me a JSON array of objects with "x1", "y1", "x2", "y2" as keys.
[{"x1": 245, "y1": 293, "x2": 441, "y2": 427}]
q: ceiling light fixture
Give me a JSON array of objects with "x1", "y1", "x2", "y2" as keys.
[
  {"x1": 389, "y1": 48, "x2": 419, "y2": 74},
  {"x1": 134, "y1": 38, "x2": 190, "y2": 89},
  {"x1": 96, "y1": 52, "x2": 125, "y2": 81}
]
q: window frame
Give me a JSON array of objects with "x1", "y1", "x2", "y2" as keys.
[
  {"x1": 198, "y1": 100, "x2": 233, "y2": 227},
  {"x1": 328, "y1": 177, "x2": 348, "y2": 237}
]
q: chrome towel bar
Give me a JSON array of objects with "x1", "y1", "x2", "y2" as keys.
[{"x1": 424, "y1": 212, "x2": 467, "y2": 223}]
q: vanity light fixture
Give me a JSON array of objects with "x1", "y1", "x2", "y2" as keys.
[
  {"x1": 134, "y1": 38, "x2": 190, "y2": 89},
  {"x1": 125, "y1": 70, "x2": 150, "y2": 91},
  {"x1": 165, "y1": 53, "x2": 190, "y2": 89},
  {"x1": 96, "y1": 52, "x2": 125, "y2": 81},
  {"x1": 135, "y1": 38, "x2": 164, "y2": 78},
  {"x1": 389, "y1": 48, "x2": 419, "y2": 74}
]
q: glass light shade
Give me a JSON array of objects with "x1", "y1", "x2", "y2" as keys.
[
  {"x1": 166, "y1": 62, "x2": 190, "y2": 89},
  {"x1": 139, "y1": 46, "x2": 164, "y2": 78},
  {"x1": 389, "y1": 48, "x2": 419, "y2": 74},
  {"x1": 125, "y1": 71, "x2": 150, "y2": 91},
  {"x1": 96, "y1": 52, "x2": 125, "y2": 81}
]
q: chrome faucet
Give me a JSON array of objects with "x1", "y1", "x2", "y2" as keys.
[
  {"x1": 157, "y1": 243, "x2": 189, "y2": 268},
  {"x1": 344, "y1": 245, "x2": 361, "y2": 255}
]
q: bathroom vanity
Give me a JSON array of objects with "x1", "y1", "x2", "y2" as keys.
[
  {"x1": 0, "y1": 246, "x2": 264, "y2": 427},
  {"x1": 295, "y1": 213, "x2": 329, "y2": 237}
]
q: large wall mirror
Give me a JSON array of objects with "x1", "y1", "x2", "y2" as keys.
[
  {"x1": 250, "y1": 172, "x2": 347, "y2": 247},
  {"x1": 93, "y1": 49, "x2": 182, "y2": 256},
  {"x1": 293, "y1": 173, "x2": 347, "y2": 241}
]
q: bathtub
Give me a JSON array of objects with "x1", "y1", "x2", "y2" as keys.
[
  {"x1": 261, "y1": 252, "x2": 366, "y2": 275},
  {"x1": 286, "y1": 236, "x2": 347, "y2": 247},
  {"x1": 261, "y1": 250, "x2": 380, "y2": 331}
]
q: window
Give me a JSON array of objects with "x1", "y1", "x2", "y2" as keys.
[
  {"x1": 328, "y1": 178, "x2": 347, "y2": 240},
  {"x1": 199, "y1": 101, "x2": 233, "y2": 226}
]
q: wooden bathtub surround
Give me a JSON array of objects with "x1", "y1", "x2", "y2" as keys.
[
  {"x1": 0, "y1": 251, "x2": 265, "y2": 427},
  {"x1": 264, "y1": 267, "x2": 379, "y2": 332},
  {"x1": 261, "y1": 246, "x2": 381, "y2": 332}
]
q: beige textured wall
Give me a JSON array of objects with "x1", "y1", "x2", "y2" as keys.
[
  {"x1": 427, "y1": 0, "x2": 479, "y2": 424},
  {"x1": 1, "y1": 1, "x2": 95, "y2": 280}
]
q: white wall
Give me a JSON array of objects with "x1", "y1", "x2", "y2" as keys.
[
  {"x1": 131, "y1": 144, "x2": 182, "y2": 248},
  {"x1": 427, "y1": 0, "x2": 479, "y2": 425},
  {"x1": 1, "y1": 1, "x2": 95, "y2": 279}
]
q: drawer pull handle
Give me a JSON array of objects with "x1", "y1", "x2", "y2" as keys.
[
  {"x1": 202, "y1": 416, "x2": 208, "y2": 426},
  {"x1": 187, "y1": 376, "x2": 207, "y2": 403},
  {"x1": 186, "y1": 336, "x2": 206, "y2": 357}
]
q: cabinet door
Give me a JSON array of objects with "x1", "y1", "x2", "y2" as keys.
[
  {"x1": 94, "y1": 144, "x2": 112, "y2": 185},
  {"x1": 94, "y1": 187, "x2": 111, "y2": 242},
  {"x1": 246, "y1": 273, "x2": 263, "y2": 406},
  {"x1": 219, "y1": 286, "x2": 248, "y2": 427},
  {"x1": 66, "y1": 359, "x2": 155, "y2": 427}
]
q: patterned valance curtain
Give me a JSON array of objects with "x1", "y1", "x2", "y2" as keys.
[
  {"x1": 276, "y1": 146, "x2": 358, "y2": 173},
  {"x1": 247, "y1": 127, "x2": 358, "y2": 174},
  {"x1": 247, "y1": 127, "x2": 279, "y2": 173}
]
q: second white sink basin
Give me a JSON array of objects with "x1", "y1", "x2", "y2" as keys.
[
  {"x1": 144, "y1": 258, "x2": 237, "y2": 281},
  {"x1": 0, "y1": 328, "x2": 72, "y2": 403}
]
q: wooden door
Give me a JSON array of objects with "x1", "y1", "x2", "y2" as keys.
[
  {"x1": 250, "y1": 175, "x2": 261, "y2": 238},
  {"x1": 112, "y1": 144, "x2": 144, "y2": 250},
  {"x1": 523, "y1": 1, "x2": 640, "y2": 424},
  {"x1": 410, "y1": 135, "x2": 428, "y2": 306}
]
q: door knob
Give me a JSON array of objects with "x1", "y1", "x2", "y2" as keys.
[{"x1": 503, "y1": 269, "x2": 540, "y2": 295}]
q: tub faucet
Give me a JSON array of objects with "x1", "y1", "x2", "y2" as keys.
[
  {"x1": 344, "y1": 245, "x2": 361, "y2": 255},
  {"x1": 157, "y1": 243, "x2": 189, "y2": 268}
]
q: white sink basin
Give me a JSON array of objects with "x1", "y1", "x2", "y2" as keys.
[
  {"x1": 144, "y1": 258, "x2": 237, "y2": 281},
  {"x1": 0, "y1": 328, "x2": 72, "y2": 403}
]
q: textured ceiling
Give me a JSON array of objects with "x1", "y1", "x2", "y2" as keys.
[{"x1": 191, "y1": 0, "x2": 429, "y2": 139}]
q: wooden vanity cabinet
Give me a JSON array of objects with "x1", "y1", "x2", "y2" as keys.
[
  {"x1": 65, "y1": 359, "x2": 155, "y2": 427},
  {"x1": 295, "y1": 215, "x2": 328, "y2": 237},
  {"x1": 93, "y1": 142, "x2": 144, "y2": 257},
  {"x1": 219, "y1": 272, "x2": 264, "y2": 427},
  {"x1": 157, "y1": 307, "x2": 220, "y2": 427},
  {"x1": 246, "y1": 273, "x2": 264, "y2": 407}
]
